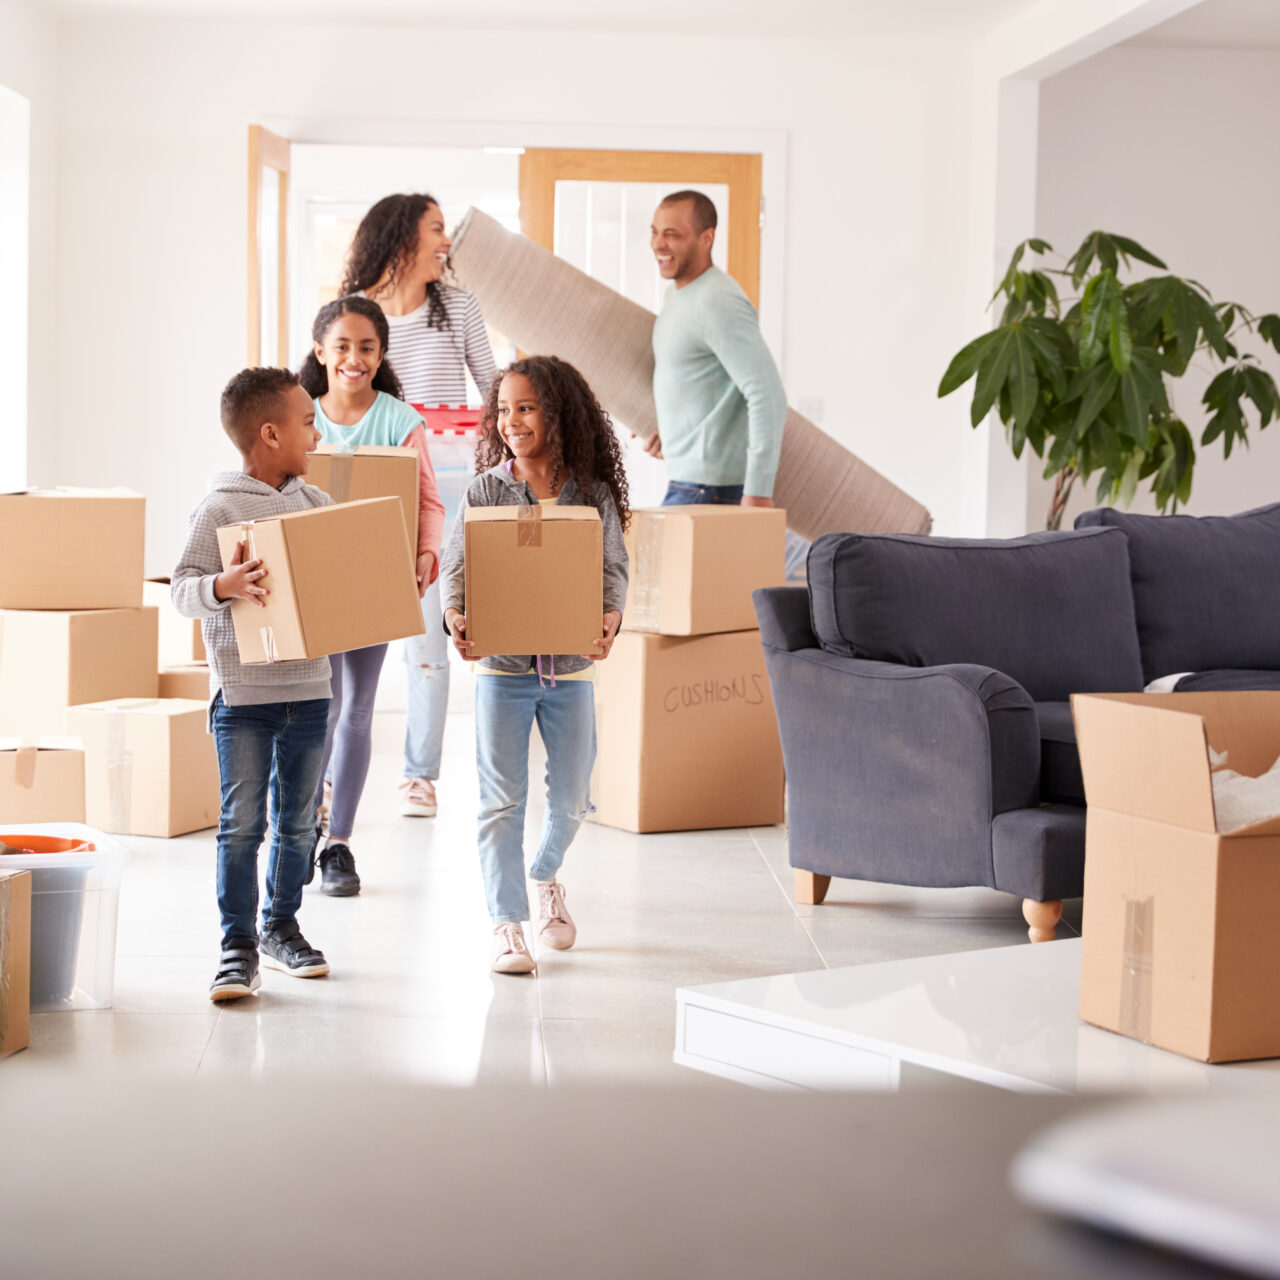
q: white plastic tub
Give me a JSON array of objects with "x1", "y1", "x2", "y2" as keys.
[{"x1": 0, "y1": 823, "x2": 125, "y2": 1011}]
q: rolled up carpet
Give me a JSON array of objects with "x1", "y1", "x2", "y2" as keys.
[{"x1": 450, "y1": 208, "x2": 931, "y2": 540}]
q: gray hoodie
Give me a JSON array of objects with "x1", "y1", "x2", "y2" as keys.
[
  {"x1": 440, "y1": 462, "x2": 629, "y2": 677},
  {"x1": 171, "y1": 472, "x2": 333, "y2": 709}
]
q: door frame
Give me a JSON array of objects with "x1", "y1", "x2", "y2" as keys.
[{"x1": 258, "y1": 119, "x2": 788, "y2": 365}]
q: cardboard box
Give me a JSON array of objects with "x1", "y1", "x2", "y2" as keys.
[
  {"x1": 0, "y1": 607, "x2": 159, "y2": 740},
  {"x1": 216, "y1": 497, "x2": 424, "y2": 665},
  {"x1": 65, "y1": 698, "x2": 220, "y2": 837},
  {"x1": 1073, "y1": 691, "x2": 1280, "y2": 1063},
  {"x1": 0, "y1": 869, "x2": 31, "y2": 1057},
  {"x1": 158, "y1": 664, "x2": 211, "y2": 700},
  {"x1": 464, "y1": 505, "x2": 602, "y2": 658},
  {"x1": 0, "y1": 739, "x2": 86, "y2": 823},
  {"x1": 0, "y1": 488, "x2": 145, "y2": 610},
  {"x1": 624, "y1": 506, "x2": 786, "y2": 636},
  {"x1": 143, "y1": 578, "x2": 206, "y2": 664},
  {"x1": 590, "y1": 629, "x2": 785, "y2": 833},
  {"x1": 308, "y1": 445, "x2": 420, "y2": 551}
]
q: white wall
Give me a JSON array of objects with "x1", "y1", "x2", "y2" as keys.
[
  {"x1": 0, "y1": 0, "x2": 57, "y2": 489},
  {"x1": 1031, "y1": 45, "x2": 1280, "y2": 529},
  {"x1": 52, "y1": 18, "x2": 982, "y2": 573}
]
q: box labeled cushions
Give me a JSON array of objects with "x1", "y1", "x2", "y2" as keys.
[
  {"x1": 624, "y1": 506, "x2": 786, "y2": 636},
  {"x1": 143, "y1": 578, "x2": 206, "y2": 664},
  {"x1": 0, "y1": 607, "x2": 159, "y2": 739},
  {"x1": 65, "y1": 699, "x2": 220, "y2": 837},
  {"x1": 0, "y1": 740, "x2": 86, "y2": 824},
  {"x1": 591, "y1": 629, "x2": 784, "y2": 833},
  {"x1": 308, "y1": 445, "x2": 420, "y2": 550},
  {"x1": 1074, "y1": 691, "x2": 1280, "y2": 1063},
  {"x1": 216, "y1": 497, "x2": 424, "y2": 665},
  {"x1": 464, "y1": 506, "x2": 602, "y2": 659},
  {"x1": 0, "y1": 488, "x2": 144, "y2": 610}
]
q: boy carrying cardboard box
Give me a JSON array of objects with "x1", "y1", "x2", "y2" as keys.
[{"x1": 170, "y1": 367, "x2": 333, "y2": 1002}]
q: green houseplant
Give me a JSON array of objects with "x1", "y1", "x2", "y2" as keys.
[{"x1": 939, "y1": 231, "x2": 1280, "y2": 529}]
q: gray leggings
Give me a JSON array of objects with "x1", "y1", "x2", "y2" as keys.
[{"x1": 316, "y1": 643, "x2": 389, "y2": 841}]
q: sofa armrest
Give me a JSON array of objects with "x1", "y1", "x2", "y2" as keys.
[
  {"x1": 761, "y1": 644, "x2": 1041, "y2": 889},
  {"x1": 754, "y1": 585, "x2": 816, "y2": 652}
]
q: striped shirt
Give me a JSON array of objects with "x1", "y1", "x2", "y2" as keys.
[{"x1": 377, "y1": 286, "x2": 498, "y2": 407}]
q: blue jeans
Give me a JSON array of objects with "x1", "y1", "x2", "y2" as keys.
[
  {"x1": 475, "y1": 674, "x2": 596, "y2": 923},
  {"x1": 402, "y1": 580, "x2": 449, "y2": 781},
  {"x1": 662, "y1": 481, "x2": 744, "y2": 506},
  {"x1": 211, "y1": 693, "x2": 330, "y2": 946}
]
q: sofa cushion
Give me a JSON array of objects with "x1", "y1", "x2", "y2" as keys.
[
  {"x1": 1034, "y1": 701, "x2": 1085, "y2": 805},
  {"x1": 1174, "y1": 669, "x2": 1280, "y2": 692},
  {"x1": 1075, "y1": 503, "x2": 1280, "y2": 681},
  {"x1": 807, "y1": 528, "x2": 1143, "y2": 702}
]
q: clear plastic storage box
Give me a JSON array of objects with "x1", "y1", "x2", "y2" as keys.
[{"x1": 0, "y1": 823, "x2": 126, "y2": 1011}]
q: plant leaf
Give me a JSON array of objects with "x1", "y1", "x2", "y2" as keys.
[
  {"x1": 1109, "y1": 291, "x2": 1133, "y2": 373},
  {"x1": 1079, "y1": 271, "x2": 1114, "y2": 370},
  {"x1": 970, "y1": 328, "x2": 1017, "y2": 427},
  {"x1": 938, "y1": 330, "x2": 1000, "y2": 398},
  {"x1": 1009, "y1": 327, "x2": 1039, "y2": 435},
  {"x1": 1110, "y1": 235, "x2": 1167, "y2": 270}
]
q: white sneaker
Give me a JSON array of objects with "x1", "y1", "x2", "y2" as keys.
[
  {"x1": 535, "y1": 880, "x2": 577, "y2": 951},
  {"x1": 492, "y1": 923, "x2": 536, "y2": 975},
  {"x1": 399, "y1": 777, "x2": 437, "y2": 818}
]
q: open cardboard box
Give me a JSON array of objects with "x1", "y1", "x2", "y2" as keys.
[
  {"x1": 624, "y1": 506, "x2": 786, "y2": 636},
  {"x1": 216, "y1": 497, "x2": 424, "y2": 664},
  {"x1": 1073, "y1": 690, "x2": 1280, "y2": 1063}
]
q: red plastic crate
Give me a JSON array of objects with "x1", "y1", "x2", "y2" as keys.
[{"x1": 411, "y1": 404, "x2": 483, "y2": 434}]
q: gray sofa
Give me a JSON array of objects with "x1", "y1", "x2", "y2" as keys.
[{"x1": 754, "y1": 502, "x2": 1280, "y2": 941}]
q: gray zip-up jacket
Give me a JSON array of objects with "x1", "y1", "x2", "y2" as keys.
[
  {"x1": 440, "y1": 463, "x2": 628, "y2": 676},
  {"x1": 171, "y1": 472, "x2": 333, "y2": 709}
]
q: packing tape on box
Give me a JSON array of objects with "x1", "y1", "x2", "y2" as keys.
[
  {"x1": 328, "y1": 452, "x2": 355, "y2": 504},
  {"x1": 105, "y1": 705, "x2": 134, "y2": 836},
  {"x1": 243, "y1": 525, "x2": 280, "y2": 664},
  {"x1": 517, "y1": 505, "x2": 542, "y2": 548},
  {"x1": 1119, "y1": 895, "x2": 1155, "y2": 1043},
  {"x1": 14, "y1": 745, "x2": 38, "y2": 789},
  {"x1": 629, "y1": 513, "x2": 665, "y2": 631}
]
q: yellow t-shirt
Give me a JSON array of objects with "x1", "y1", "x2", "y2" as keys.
[{"x1": 477, "y1": 498, "x2": 597, "y2": 681}]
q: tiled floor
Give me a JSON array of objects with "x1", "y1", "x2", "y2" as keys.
[{"x1": 4, "y1": 688, "x2": 1080, "y2": 1087}]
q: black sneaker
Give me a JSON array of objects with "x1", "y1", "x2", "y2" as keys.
[
  {"x1": 260, "y1": 923, "x2": 329, "y2": 978},
  {"x1": 209, "y1": 937, "x2": 260, "y2": 1003},
  {"x1": 319, "y1": 842, "x2": 361, "y2": 897},
  {"x1": 304, "y1": 823, "x2": 322, "y2": 887}
]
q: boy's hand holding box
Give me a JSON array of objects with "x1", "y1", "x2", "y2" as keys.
[
  {"x1": 464, "y1": 506, "x2": 603, "y2": 658},
  {"x1": 216, "y1": 496, "x2": 425, "y2": 664}
]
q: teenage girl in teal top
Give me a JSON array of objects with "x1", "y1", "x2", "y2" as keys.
[{"x1": 298, "y1": 295, "x2": 445, "y2": 895}]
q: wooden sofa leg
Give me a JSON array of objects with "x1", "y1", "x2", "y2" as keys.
[
  {"x1": 1023, "y1": 898, "x2": 1062, "y2": 943},
  {"x1": 796, "y1": 871, "x2": 831, "y2": 906}
]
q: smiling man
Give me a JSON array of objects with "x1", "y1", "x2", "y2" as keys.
[{"x1": 647, "y1": 190, "x2": 787, "y2": 509}]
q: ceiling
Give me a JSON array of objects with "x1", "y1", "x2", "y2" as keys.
[
  {"x1": 51, "y1": 0, "x2": 1038, "y2": 37},
  {"x1": 1127, "y1": 0, "x2": 1280, "y2": 50}
]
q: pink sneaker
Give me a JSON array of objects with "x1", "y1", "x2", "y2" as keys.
[
  {"x1": 399, "y1": 777, "x2": 437, "y2": 817},
  {"x1": 491, "y1": 923, "x2": 536, "y2": 975},
  {"x1": 535, "y1": 880, "x2": 577, "y2": 951}
]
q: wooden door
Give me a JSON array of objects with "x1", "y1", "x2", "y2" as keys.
[
  {"x1": 247, "y1": 125, "x2": 290, "y2": 366},
  {"x1": 517, "y1": 148, "x2": 762, "y2": 308}
]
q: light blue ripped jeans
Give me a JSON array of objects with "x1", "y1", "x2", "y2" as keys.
[
  {"x1": 402, "y1": 580, "x2": 450, "y2": 781},
  {"x1": 474, "y1": 673, "x2": 596, "y2": 924}
]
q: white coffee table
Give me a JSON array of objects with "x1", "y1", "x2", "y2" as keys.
[{"x1": 675, "y1": 938, "x2": 1280, "y2": 1093}]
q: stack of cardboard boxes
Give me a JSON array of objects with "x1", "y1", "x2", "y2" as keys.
[
  {"x1": 0, "y1": 488, "x2": 219, "y2": 837},
  {"x1": 591, "y1": 507, "x2": 788, "y2": 833}
]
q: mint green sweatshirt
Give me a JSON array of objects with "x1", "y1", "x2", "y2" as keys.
[{"x1": 651, "y1": 266, "x2": 788, "y2": 498}]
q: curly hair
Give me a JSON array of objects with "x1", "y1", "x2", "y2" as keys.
[
  {"x1": 299, "y1": 296, "x2": 404, "y2": 400},
  {"x1": 340, "y1": 194, "x2": 449, "y2": 331},
  {"x1": 476, "y1": 356, "x2": 631, "y2": 532}
]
